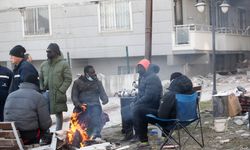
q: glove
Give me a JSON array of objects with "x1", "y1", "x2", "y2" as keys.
[
  {"x1": 102, "y1": 99, "x2": 109, "y2": 105},
  {"x1": 74, "y1": 102, "x2": 82, "y2": 108}
]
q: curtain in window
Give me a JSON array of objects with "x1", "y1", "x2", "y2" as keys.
[
  {"x1": 100, "y1": 0, "x2": 131, "y2": 32},
  {"x1": 24, "y1": 6, "x2": 49, "y2": 35}
]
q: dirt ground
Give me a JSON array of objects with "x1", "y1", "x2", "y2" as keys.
[{"x1": 101, "y1": 101, "x2": 250, "y2": 150}]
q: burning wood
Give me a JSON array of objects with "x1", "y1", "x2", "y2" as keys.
[{"x1": 66, "y1": 104, "x2": 90, "y2": 148}]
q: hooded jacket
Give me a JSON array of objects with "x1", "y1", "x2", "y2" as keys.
[
  {"x1": 71, "y1": 75, "x2": 108, "y2": 106},
  {"x1": 4, "y1": 82, "x2": 52, "y2": 131},
  {"x1": 40, "y1": 53, "x2": 72, "y2": 114},
  {"x1": 134, "y1": 64, "x2": 162, "y2": 109},
  {"x1": 158, "y1": 75, "x2": 193, "y2": 119}
]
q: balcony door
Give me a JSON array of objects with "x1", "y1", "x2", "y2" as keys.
[{"x1": 174, "y1": 0, "x2": 183, "y2": 25}]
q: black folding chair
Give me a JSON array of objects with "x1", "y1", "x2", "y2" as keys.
[{"x1": 147, "y1": 92, "x2": 204, "y2": 149}]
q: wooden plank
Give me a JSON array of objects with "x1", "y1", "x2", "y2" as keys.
[
  {"x1": 0, "y1": 130, "x2": 16, "y2": 139},
  {"x1": 10, "y1": 122, "x2": 24, "y2": 150},
  {"x1": 0, "y1": 122, "x2": 13, "y2": 130},
  {"x1": 0, "y1": 139, "x2": 18, "y2": 147},
  {"x1": 0, "y1": 147, "x2": 19, "y2": 150}
]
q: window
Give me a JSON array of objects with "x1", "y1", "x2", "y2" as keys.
[
  {"x1": 22, "y1": 6, "x2": 51, "y2": 36},
  {"x1": 99, "y1": 0, "x2": 132, "y2": 32}
]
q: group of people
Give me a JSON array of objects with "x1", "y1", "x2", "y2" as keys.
[
  {"x1": 0, "y1": 43, "x2": 109, "y2": 145},
  {"x1": 0, "y1": 44, "x2": 194, "y2": 147},
  {"x1": 121, "y1": 59, "x2": 194, "y2": 148}
]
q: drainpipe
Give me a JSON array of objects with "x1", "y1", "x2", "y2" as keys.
[
  {"x1": 126, "y1": 46, "x2": 130, "y2": 74},
  {"x1": 145, "y1": 0, "x2": 153, "y2": 62}
]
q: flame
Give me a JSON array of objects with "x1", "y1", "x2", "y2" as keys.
[{"x1": 67, "y1": 104, "x2": 89, "y2": 147}]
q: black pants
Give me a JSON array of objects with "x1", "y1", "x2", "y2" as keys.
[
  {"x1": 121, "y1": 105, "x2": 134, "y2": 135},
  {"x1": 133, "y1": 106, "x2": 158, "y2": 142},
  {"x1": 19, "y1": 129, "x2": 40, "y2": 145}
]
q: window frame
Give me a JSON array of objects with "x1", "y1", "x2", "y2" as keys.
[
  {"x1": 21, "y1": 5, "x2": 52, "y2": 37},
  {"x1": 97, "y1": 0, "x2": 133, "y2": 33}
]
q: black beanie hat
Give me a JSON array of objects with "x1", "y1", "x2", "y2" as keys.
[
  {"x1": 24, "y1": 74, "x2": 38, "y2": 85},
  {"x1": 9, "y1": 45, "x2": 26, "y2": 58},
  {"x1": 170, "y1": 72, "x2": 182, "y2": 81},
  {"x1": 47, "y1": 43, "x2": 61, "y2": 55}
]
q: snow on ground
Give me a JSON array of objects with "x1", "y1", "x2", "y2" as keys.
[{"x1": 50, "y1": 73, "x2": 250, "y2": 130}]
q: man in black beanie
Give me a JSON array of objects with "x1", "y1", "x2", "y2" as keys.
[
  {"x1": 9, "y1": 45, "x2": 39, "y2": 93},
  {"x1": 40, "y1": 43, "x2": 72, "y2": 131}
]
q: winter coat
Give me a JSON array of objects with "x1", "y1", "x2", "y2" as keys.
[
  {"x1": 71, "y1": 75, "x2": 108, "y2": 106},
  {"x1": 9, "y1": 60, "x2": 39, "y2": 93},
  {"x1": 134, "y1": 64, "x2": 162, "y2": 109},
  {"x1": 4, "y1": 82, "x2": 52, "y2": 131},
  {"x1": 40, "y1": 54, "x2": 72, "y2": 114},
  {"x1": 158, "y1": 75, "x2": 194, "y2": 119},
  {"x1": 0, "y1": 66, "x2": 13, "y2": 101}
]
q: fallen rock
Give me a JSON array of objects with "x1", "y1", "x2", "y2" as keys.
[{"x1": 219, "y1": 139, "x2": 230, "y2": 144}]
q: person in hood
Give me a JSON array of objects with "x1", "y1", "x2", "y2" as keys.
[
  {"x1": 121, "y1": 59, "x2": 163, "y2": 144},
  {"x1": 158, "y1": 72, "x2": 194, "y2": 119},
  {"x1": 71, "y1": 65, "x2": 109, "y2": 139},
  {"x1": 4, "y1": 74, "x2": 52, "y2": 145},
  {"x1": 40, "y1": 43, "x2": 72, "y2": 131},
  {"x1": 9, "y1": 45, "x2": 39, "y2": 93},
  {"x1": 130, "y1": 60, "x2": 162, "y2": 147}
]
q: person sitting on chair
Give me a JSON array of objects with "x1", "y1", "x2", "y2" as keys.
[
  {"x1": 158, "y1": 72, "x2": 194, "y2": 119},
  {"x1": 4, "y1": 74, "x2": 52, "y2": 145},
  {"x1": 133, "y1": 72, "x2": 193, "y2": 148}
]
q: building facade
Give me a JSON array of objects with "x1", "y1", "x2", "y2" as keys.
[{"x1": 0, "y1": 0, "x2": 249, "y2": 82}]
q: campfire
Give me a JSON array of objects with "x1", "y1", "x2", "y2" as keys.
[
  {"x1": 54, "y1": 104, "x2": 120, "y2": 150},
  {"x1": 66, "y1": 104, "x2": 90, "y2": 148}
]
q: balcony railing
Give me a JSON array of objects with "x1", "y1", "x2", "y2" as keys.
[{"x1": 174, "y1": 24, "x2": 250, "y2": 45}]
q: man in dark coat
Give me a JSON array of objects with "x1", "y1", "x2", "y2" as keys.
[
  {"x1": 40, "y1": 43, "x2": 72, "y2": 131},
  {"x1": 71, "y1": 65, "x2": 109, "y2": 139},
  {"x1": 0, "y1": 65, "x2": 12, "y2": 121},
  {"x1": 131, "y1": 61, "x2": 162, "y2": 147},
  {"x1": 9, "y1": 45, "x2": 39, "y2": 93},
  {"x1": 122, "y1": 59, "x2": 162, "y2": 141},
  {"x1": 158, "y1": 73, "x2": 194, "y2": 119},
  {"x1": 4, "y1": 74, "x2": 52, "y2": 145}
]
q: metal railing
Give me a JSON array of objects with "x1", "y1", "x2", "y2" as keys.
[{"x1": 174, "y1": 24, "x2": 250, "y2": 45}]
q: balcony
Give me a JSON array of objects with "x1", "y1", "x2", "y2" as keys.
[{"x1": 172, "y1": 24, "x2": 250, "y2": 54}]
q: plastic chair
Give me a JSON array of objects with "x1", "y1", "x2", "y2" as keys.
[{"x1": 147, "y1": 92, "x2": 204, "y2": 149}]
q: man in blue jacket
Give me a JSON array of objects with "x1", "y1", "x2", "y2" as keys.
[
  {"x1": 9, "y1": 45, "x2": 39, "y2": 93},
  {"x1": 0, "y1": 65, "x2": 12, "y2": 121}
]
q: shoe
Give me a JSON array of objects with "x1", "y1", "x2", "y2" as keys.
[
  {"x1": 137, "y1": 142, "x2": 150, "y2": 148},
  {"x1": 130, "y1": 135, "x2": 139, "y2": 143},
  {"x1": 122, "y1": 131, "x2": 134, "y2": 141}
]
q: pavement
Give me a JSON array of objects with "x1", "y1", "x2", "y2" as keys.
[{"x1": 49, "y1": 97, "x2": 122, "y2": 132}]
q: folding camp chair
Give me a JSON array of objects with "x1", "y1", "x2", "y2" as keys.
[{"x1": 147, "y1": 92, "x2": 204, "y2": 150}]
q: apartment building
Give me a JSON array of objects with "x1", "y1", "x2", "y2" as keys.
[{"x1": 0, "y1": 0, "x2": 249, "y2": 81}]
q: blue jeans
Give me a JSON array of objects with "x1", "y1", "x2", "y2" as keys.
[
  {"x1": 76, "y1": 105, "x2": 102, "y2": 138},
  {"x1": 42, "y1": 90, "x2": 50, "y2": 112}
]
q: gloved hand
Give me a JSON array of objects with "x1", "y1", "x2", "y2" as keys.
[
  {"x1": 102, "y1": 99, "x2": 109, "y2": 105},
  {"x1": 74, "y1": 102, "x2": 82, "y2": 108}
]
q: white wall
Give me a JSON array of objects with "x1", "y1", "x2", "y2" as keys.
[{"x1": 0, "y1": 0, "x2": 173, "y2": 61}]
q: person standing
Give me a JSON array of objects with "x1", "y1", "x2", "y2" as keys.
[
  {"x1": 71, "y1": 65, "x2": 109, "y2": 139},
  {"x1": 0, "y1": 65, "x2": 12, "y2": 121},
  {"x1": 4, "y1": 74, "x2": 52, "y2": 145},
  {"x1": 40, "y1": 43, "x2": 72, "y2": 131},
  {"x1": 9, "y1": 45, "x2": 39, "y2": 93}
]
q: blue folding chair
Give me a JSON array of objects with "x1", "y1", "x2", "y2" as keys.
[{"x1": 147, "y1": 92, "x2": 204, "y2": 149}]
